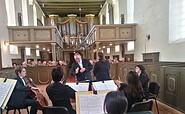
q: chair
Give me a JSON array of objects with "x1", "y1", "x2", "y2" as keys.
[
  {"x1": 42, "y1": 106, "x2": 69, "y2": 114},
  {"x1": 6, "y1": 106, "x2": 30, "y2": 114},
  {"x1": 148, "y1": 82, "x2": 160, "y2": 114},
  {"x1": 129, "y1": 99, "x2": 153, "y2": 112}
]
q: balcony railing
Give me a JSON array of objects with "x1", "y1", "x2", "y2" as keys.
[
  {"x1": 85, "y1": 24, "x2": 137, "y2": 46},
  {"x1": 8, "y1": 26, "x2": 63, "y2": 48}
]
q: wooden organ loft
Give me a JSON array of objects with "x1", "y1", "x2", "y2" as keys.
[{"x1": 7, "y1": 14, "x2": 137, "y2": 62}]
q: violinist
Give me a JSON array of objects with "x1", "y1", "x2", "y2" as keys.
[{"x1": 8, "y1": 65, "x2": 41, "y2": 114}]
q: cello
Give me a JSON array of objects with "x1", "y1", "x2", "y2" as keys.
[{"x1": 23, "y1": 76, "x2": 49, "y2": 110}]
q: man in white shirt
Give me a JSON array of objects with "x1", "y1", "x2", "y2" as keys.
[{"x1": 71, "y1": 53, "x2": 93, "y2": 81}]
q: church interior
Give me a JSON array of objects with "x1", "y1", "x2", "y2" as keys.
[{"x1": 0, "y1": 0, "x2": 185, "y2": 114}]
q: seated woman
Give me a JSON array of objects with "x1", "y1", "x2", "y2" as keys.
[
  {"x1": 104, "y1": 91, "x2": 128, "y2": 114},
  {"x1": 135, "y1": 65, "x2": 149, "y2": 97},
  {"x1": 46, "y1": 67, "x2": 76, "y2": 114},
  {"x1": 116, "y1": 71, "x2": 145, "y2": 112}
]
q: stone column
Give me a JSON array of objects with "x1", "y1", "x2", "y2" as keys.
[
  {"x1": 91, "y1": 47, "x2": 94, "y2": 59},
  {"x1": 51, "y1": 43, "x2": 56, "y2": 61},
  {"x1": 95, "y1": 42, "x2": 100, "y2": 60},
  {"x1": 49, "y1": 14, "x2": 59, "y2": 26},
  {"x1": 56, "y1": 47, "x2": 60, "y2": 61},
  {"x1": 86, "y1": 14, "x2": 95, "y2": 32}
]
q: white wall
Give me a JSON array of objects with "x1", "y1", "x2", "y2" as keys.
[
  {"x1": 0, "y1": 0, "x2": 12, "y2": 67},
  {"x1": 134, "y1": 0, "x2": 185, "y2": 62},
  {"x1": 5, "y1": 0, "x2": 16, "y2": 26}
]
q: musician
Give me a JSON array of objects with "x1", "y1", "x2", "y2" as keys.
[
  {"x1": 8, "y1": 65, "x2": 40, "y2": 114},
  {"x1": 46, "y1": 67, "x2": 76, "y2": 114},
  {"x1": 70, "y1": 53, "x2": 93, "y2": 81}
]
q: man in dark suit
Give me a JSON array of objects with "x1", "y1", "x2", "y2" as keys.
[
  {"x1": 46, "y1": 67, "x2": 76, "y2": 114},
  {"x1": 8, "y1": 65, "x2": 40, "y2": 114},
  {"x1": 70, "y1": 53, "x2": 93, "y2": 81}
]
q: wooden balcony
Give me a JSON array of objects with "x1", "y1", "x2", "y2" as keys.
[
  {"x1": 8, "y1": 26, "x2": 63, "y2": 48},
  {"x1": 85, "y1": 24, "x2": 137, "y2": 45}
]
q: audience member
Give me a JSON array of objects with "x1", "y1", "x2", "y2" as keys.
[
  {"x1": 46, "y1": 67, "x2": 76, "y2": 114},
  {"x1": 70, "y1": 53, "x2": 93, "y2": 81},
  {"x1": 12, "y1": 62, "x2": 17, "y2": 69},
  {"x1": 93, "y1": 52, "x2": 111, "y2": 81},
  {"x1": 115, "y1": 71, "x2": 145, "y2": 112},
  {"x1": 127, "y1": 58, "x2": 131, "y2": 62},
  {"x1": 22, "y1": 61, "x2": 27, "y2": 67},
  {"x1": 135, "y1": 64, "x2": 149, "y2": 97},
  {"x1": 104, "y1": 91, "x2": 128, "y2": 114},
  {"x1": 42, "y1": 61, "x2": 47, "y2": 66},
  {"x1": 121, "y1": 58, "x2": 125, "y2": 63}
]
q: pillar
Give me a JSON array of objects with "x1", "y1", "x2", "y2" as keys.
[
  {"x1": 49, "y1": 14, "x2": 58, "y2": 26},
  {"x1": 51, "y1": 43, "x2": 56, "y2": 61},
  {"x1": 96, "y1": 42, "x2": 100, "y2": 60},
  {"x1": 56, "y1": 47, "x2": 60, "y2": 61}
]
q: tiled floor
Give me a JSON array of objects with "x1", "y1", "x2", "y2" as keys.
[{"x1": 3, "y1": 76, "x2": 184, "y2": 114}]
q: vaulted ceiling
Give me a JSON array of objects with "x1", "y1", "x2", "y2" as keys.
[{"x1": 37, "y1": 0, "x2": 106, "y2": 17}]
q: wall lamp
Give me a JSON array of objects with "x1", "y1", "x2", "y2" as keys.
[{"x1": 4, "y1": 41, "x2": 9, "y2": 46}]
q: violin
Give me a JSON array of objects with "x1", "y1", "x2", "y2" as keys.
[{"x1": 23, "y1": 76, "x2": 49, "y2": 110}]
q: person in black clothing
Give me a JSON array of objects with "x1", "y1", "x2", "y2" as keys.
[
  {"x1": 71, "y1": 53, "x2": 93, "y2": 81},
  {"x1": 104, "y1": 91, "x2": 128, "y2": 114},
  {"x1": 135, "y1": 64, "x2": 149, "y2": 97},
  {"x1": 93, "y1": 52, "x2": 111, "y2": 81},
  {"x1": 8, "y1": 65, "x2": 40, "y2": 114},
  {"x1": 46, "y1": 67, "x2": 76, "y2": 114},
  {"x1": 115, "y1": 71, "x2": 145, "y2": 112}
]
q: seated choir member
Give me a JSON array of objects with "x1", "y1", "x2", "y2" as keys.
[
  {"x1": 46, "y1": 67, "x2": 76, "y2": 114},
  {"x1": 115, "y1": 71, "x2": 145, "y2": 112},
  {"x1": 8, "y1": 65, "x2": 40, "y2": 114},
  {"x1": 135, "y1": 65, "x2": 149, "y2": 97},
  {"x1": 104, "y1": 91, "x2": 128, "y2": 114},
  {"x1": 93, "y1": 52, "x2": 111, "y2": 81}
]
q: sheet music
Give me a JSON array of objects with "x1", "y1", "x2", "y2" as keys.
[
  {"x1": 92, "y1": 82, "x2": 108, "y2": 90},
  {"x1": 1, "y1": 79, "x2": 17, "y2": 109},
  {"x1": 0, "y1": 82, "x2": 12, "y2": 108},
  {"x1": 79, "y1": 94, "x2": 106, "y2": 114},
  {"x1": 104, "y1": 80, "x2": 117, "y2": 91},
  {"x1": 92, "y1": 80, "x2": 117, "y2": 91},
  {"x1": 66, "y1": 82, "x2": 89, "y2": 91},
  {"x1": 0, "y1": 78, "x2": 5, "y2": 82}
]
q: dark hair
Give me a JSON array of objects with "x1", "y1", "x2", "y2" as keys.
[
  {"x1": 136, "y1": 64, "x2": 149, "y2": 80},
  {"x1": 98, "y1": 52, "x2": 105, "y2": 62},
  {"x1": 51, "y1": 67, "x2": 64, "y2": 82},
  {"x1": 104, "y1": 91, "x2": 128, "y2": 114},
  {"x1": 126, "y1": 71, "x2": 144, "y2": 98},
  {"x1": 15, "y1": 65, "x2": 25, "y2": 76}
]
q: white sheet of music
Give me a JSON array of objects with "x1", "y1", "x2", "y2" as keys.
[
  {"x1": 66, "y1": 83, "x2": 89, "y2": 92},
  {"x1": 79, "y1": 94, "x2": 106, "y2": 114},
  {"x1": 0, "y1": 82, "x2": 12, "y2": 108},
  {"x1": 92, "y1": 81, "x2": 108, "y2": 90},
  {"x1": 92, "y1": 80, "x2": 117, "y2": 91},
  {"x1": 104, "y1": 80, "x2": 117, "y2": 91}
]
